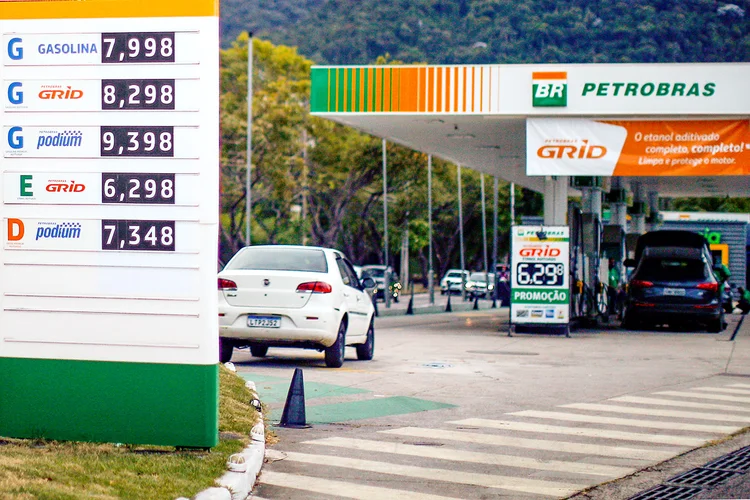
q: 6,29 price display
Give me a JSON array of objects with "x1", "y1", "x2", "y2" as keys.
[
  {"x1": 102, "y1": 173, "x2": 175, "y2": 204},
  {"x1": 101, "y1": 220, "x2": 175, "y2": 252},
  {"x1": 101, "y1": 32, "x2": 175, "y2": 64},
  {"x1": 100, "y1": 126, "x2": 174, "y2": 157},
  {"x1": 516, "y1": 263, "x2": 565, "y2": 287},
  {"x1": 102, "y1": 80, "x2": 175, "y2": 110}
]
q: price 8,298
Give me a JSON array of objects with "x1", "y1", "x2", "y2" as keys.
[
  {"x1": 101, "y1": 126, "x2": 174, "y2": 157},
  {"x1": 102, "y1": 79, "x2": 175, "y2": 110},
  {"x1": 102, "y1": 173, "x2": 175, "y2": 204},
  {"x1": 516, "y1": 262, "x2": 565, "y2": 287},
  {"x1": 102, "y1": 220, "x2": 175, "y2": 252}
]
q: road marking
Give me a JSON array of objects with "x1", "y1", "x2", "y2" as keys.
[
  {"x1": 381, "y1": 427, "x2": 676, "y2": 461},
  {"x1": 691, "y1": 386, "x2": 750, "y2": 395},
  {"x1": 655, "y1": 390, "x2": 750, "y2": 404},
  {"x1": 450, "y1": 418, "x2": 709, "y2": 446},
  {"x1": 283, "y1": 451, "x2": 587, "y2": 498},
  {"x1": 260, "y1": 470, "x2": 459, "y2": 500},
  {"x1": 727, "y1": 384, "x2": 750, "y2": 389},
  {"x1": 612, "y1": 396, "x2": 750, "y2": 413},
  {"x1": 305, "y1": 436, "x2": 632, "y2": 477},
  {"x1": 556, "y1": 405, "x2": 747, "y2": 429}
]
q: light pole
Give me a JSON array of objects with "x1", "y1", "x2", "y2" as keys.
[
  {"x1": 458, "y1": 164, "x2": 466, "y2": 301},
  {"x1": 245, "y1": 32, "x2": 253, "y2": 246},
  {"x1": 427, "y1": 155, "x2": 434, "y2": 305},
  {"x1": 481, "y1": 174, "x2": 489, "y2": 300},
  {"x1": 383, "y1": 139, "x2": 391, "y2": 309}
]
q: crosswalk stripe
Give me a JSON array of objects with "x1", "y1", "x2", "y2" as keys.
[
  {"x1": 612, "y1": 395, "x2": 750, "y2": 413},
  {"x1": 449, "y1": 418, "x2": 709, "y2": 446},
  {"x1": 283, "y1": 451, "x2": 586, "y2": 498},
  {"x1": 691, "y1": 386, "x2": 750, "y2": 395},
  {"x1": 305, "y1": 436, "x2": 633, "y2": 478},
  {"x1": 655, "y1": 390, "x2": 750, "y2": 404},
  {"x1": 381, "y1": 427, "x2": 675, "y2": 461},
  {"x1": 518, "y1": 408, "x2": 742, "y2": 432},
  {"x1": 727, "y1": 383, "x2": 750, "y2": 389},
  {"x1": 260, "y1": 470, "x2": 459, "y2": 500}
]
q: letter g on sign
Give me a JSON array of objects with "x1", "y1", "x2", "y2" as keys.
[
  {"x1": 8, "y1": 82, "x2": 23, "y2": 105},
  {"x1": 8, "y1": 38, "x2": 23, "y2": 60},
  {"x1": 8, "y1": 127, "x2": 23, "y2": 149}
]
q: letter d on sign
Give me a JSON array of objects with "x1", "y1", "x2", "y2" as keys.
[{"x1": 8, "y1": 218, "x2": 24, "y2": 241}]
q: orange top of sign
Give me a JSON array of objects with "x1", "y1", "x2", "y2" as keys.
[{"x1": 0, "y1": 0, "x2": 218, "y2": 19}]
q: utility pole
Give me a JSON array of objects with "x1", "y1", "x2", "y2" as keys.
[
  {"x1": 427, "y1": 155, "x2": 434, "y2": 305},
  {"x1": 492, "y1": 176, "x2": 499, "y2": 304},
  {"x1": 245, "y1": 32, "x2": 253, "y2": 246},
  {"x1": 383, "y1": 139, "x2": 390, "y2": 309},
  {"x1": 458, "y1": 164, "x2": 466, "y2": 301},
  {"x1": 481, "y1": 174, "x2": 489, "y2": 297}
]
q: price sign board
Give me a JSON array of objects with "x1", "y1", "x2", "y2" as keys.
[
  {"x1": 0, "y1": 0, "x2": 219, "y2": 448},
  {"x1": 510, "y1": 226, "x2": 570, "y2": 325}
]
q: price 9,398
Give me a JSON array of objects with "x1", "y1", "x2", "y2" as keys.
[{"x1": 100, "y1": 126, "x2": 174, "y2": 157}]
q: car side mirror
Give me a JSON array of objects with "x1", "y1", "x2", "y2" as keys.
[
  {"x1": 623, "y1": 258, "x2": 636, "y2": 268},
  {"x1": 361, "y1": 277, "x2": 376, "y2": 290}
]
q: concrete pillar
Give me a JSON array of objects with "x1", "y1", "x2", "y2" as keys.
[
  {"x1": 581, "y1": 185, "x2": 603, "y2": 294},
  {"x1": 648, "y1": 190, "x2": 660, "y2": 230},
  {"x1": 630, "y1": 182, "x2": 646, "y2": 234},
  {"x1": 543, "y1": 176, "x2": 568, "y2": 226}
]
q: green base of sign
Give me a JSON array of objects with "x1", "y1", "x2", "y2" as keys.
[{"x1": 0, "y1": 357, "x2": 218, "y2": 448}]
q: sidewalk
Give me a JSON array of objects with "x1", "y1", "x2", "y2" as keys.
[{"x1": 374, "y1": 292, "x2": 506, "y2": 317}]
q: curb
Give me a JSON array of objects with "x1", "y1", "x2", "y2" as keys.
[{"x1": 185, "y1": 380, "x2": 266, "y2": 500}]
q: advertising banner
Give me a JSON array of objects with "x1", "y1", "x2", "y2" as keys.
[
  {"x1": 510, "y1": 226, "x2": 570, "y2": 325},
  {"x1": 527, "y1": 118, "x2": 750, "y2": 177}
]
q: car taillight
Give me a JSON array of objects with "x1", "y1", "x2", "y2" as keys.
[
  {"x1": 296, "y1": 281, "x2": 333, "y2": 294},
  {"x1": 218, "y1": 278, "x2": 237, "y2": 290},
  {"x1": 696, "y1": 282, "x2": 719, "y2": 292},
  {"x1": 630, "y1": 280, "x2": 653, "y2": 288}
]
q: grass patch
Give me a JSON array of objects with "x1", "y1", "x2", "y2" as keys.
[{"x1": 0, "y1": 365, "x2": 260, "y2": 499}]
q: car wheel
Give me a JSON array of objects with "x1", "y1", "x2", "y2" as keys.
[
  {"x1": 250, "y1": 345, "x2": 268, "y2": 357},
  {"x1": 219, "y1": 338, "x2": 234, "y2": 363},
  {"x1": 708, "y1": 313, "x2": 724, "y2": 333},
  {"x1": 622, "y1": 308, "x2": 638, "y2": 330},
  {"x1": 325, "y1": 320, "x2": 346, "y2": 368},
  {"x1": 356, "y1": 320, "x2": 375, "y2": 361}
]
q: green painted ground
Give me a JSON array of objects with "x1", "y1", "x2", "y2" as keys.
[{"x1": 239, "y1": 372, "x2": 457, "y2": 423}]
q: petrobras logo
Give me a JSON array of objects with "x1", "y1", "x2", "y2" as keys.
[
  {"x1": 532, "y1": 71, "x2": 567, "y2": 107},
  {"x1": 537, "y1": 139, "x2": 607, "y2": 160},
  {"x1": 34, "y1": 221, "x2": 82, "y2": 241},
  {"x1": 36, "y1": 129, "x2": 83, "y2": 150},
  {"x1": 38, "y1": 85, "x2": 83, "y2": 100},
  {"x1": 7, "y1": 82, "x2": 23, "y2": 104}
]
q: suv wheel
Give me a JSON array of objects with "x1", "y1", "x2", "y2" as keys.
[{"x1": 219, "y1": 338, "x2": 234, "y2": 363}]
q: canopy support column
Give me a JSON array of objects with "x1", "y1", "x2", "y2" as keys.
[{"x1": 543, "y1": 176, "x2": 568, "y2": 226}]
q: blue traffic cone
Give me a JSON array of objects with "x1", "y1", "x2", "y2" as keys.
[{"x1": 279, "y1": 368, "x2": 310, "y2": 428}]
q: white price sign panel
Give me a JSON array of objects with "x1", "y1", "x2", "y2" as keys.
[
  {"x1": 3, "y1": 79, "x2": 200, "y2": 112},
  {"x1": 510, "y1": 226, "x2": 570, "y2": 324},
  {"x1": 3, "y1": 125, "x2": 199, "y2": 158}
]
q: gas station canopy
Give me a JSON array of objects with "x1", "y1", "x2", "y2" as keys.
[{"x1": 310, "y1": 63, "x2": 750, "y2": 197}]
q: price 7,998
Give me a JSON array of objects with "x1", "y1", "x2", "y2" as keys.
[
  {"x1": 101, "y1": 220, "x2": 175, "y2": 252},
  {"x1": 100, "y1": 126, "x2": 174, "y2": 157}
]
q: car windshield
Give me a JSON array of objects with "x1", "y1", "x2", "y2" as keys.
[
  {"x1": 447, "y1": 272, "x2": 463, "y2": 278},
  {"x1": 226, "y1": 247, "x2": 328, "y2": 273},
  {"x1": 366, "y1": 268, "x2": 385, "y2": 277},
  {"x1": 636, "y1": 258, "x2": 708, "y2": 281},
  {"x1": 469, "y1": 273, "x2": 489, "y2": 282}
]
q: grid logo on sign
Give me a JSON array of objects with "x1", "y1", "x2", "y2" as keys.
[{"x1": 532, "y1": 71, "x2": 567, "y2": 107}]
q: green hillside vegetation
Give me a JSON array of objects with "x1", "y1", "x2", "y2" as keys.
[{"x1": 218, "y1": 1, "x2": 750, "y2": 278}]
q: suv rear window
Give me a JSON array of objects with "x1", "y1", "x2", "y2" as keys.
[
  {"x1": 636, "y1": 258, "x2": 708, "y2": 281},
  {"x1": 226, "y1": 247, "x2": 328, "y2": 273}
]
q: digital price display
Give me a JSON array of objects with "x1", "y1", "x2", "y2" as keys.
[
  {"x1": 101, "y1": 79, "x2": 175, "y2": 110},
  {"x1": 100, "y1": 126, "x2": 174, "y2": 157},
  {"x1": 515, "y1": 263, "x2": 565, "y2": 287},
  {"x1": 101, "y1": 219, "x2": 175, "y2": 251},
  {"x1": 102, "y1": 173, "x2": 175, "y2": 204},
  {"x1": 511, "y1": 226, "x2": 570, "y2": 325},
  {"x1": 101, "y1": 32, "x2": 175, "y2": 63}
]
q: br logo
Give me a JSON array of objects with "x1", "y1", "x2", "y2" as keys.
[{"x1": 532, "y1": 71, "x2": 567, "y2": 107}]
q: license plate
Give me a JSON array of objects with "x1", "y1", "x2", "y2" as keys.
[
  {"x1": 663, "y1": 288, "x2": 686, "y2": 296},
  {"x1": 247, "y1": 316, "x2": 281, "y2": 328}
]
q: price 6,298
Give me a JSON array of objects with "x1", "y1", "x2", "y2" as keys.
[{"x1": 100, "y1": 126, "x2": 174, "y2": 157}]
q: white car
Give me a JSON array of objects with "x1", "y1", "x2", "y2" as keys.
[
  {"x1": 440, "y1": 269, "x2": 470, "y2": 295},
  {"x1": 218, "y1": 245, "x2": 376, "y2": 367},
  {"x1": 466, "y1": 272, "x2": 496, "y2": 299}
]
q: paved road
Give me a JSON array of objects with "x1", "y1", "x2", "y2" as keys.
[{"x1": 233, "y1": 310, "x2": 750, "y2": 499}]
